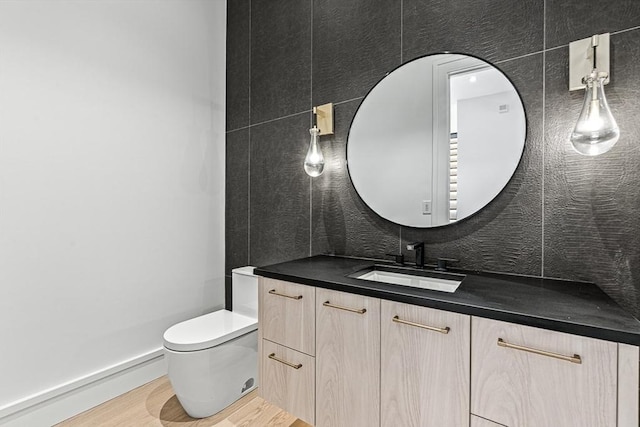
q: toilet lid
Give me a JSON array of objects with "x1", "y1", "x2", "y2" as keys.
[{"x1": 163, "y1": 310, "x2": 257, "y2": 352}]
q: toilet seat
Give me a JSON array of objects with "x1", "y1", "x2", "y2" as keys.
[{"x1": 163, "y1": 310, "x2": 257, "y2": 352}]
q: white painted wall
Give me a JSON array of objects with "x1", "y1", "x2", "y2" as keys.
[
  {"x1": 450, "y1": 67, "x2": 514, "y2": 134},
  {"x1": 457, "y1": 90, "x2": 525, "y2": 218},
  {"x1": 0, "y1": 0, "x2": 226, "y2": 415}
]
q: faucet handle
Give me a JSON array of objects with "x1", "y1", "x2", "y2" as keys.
[
  {"x1": 436, "y1": 257, "x2": 459, "y2": 271},
  {"x1": 386, "y1": 253, "x2": 405, "y2": 265}
]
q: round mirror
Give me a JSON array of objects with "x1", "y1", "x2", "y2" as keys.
[{"x1": 347, "y1": 53, "x2": 526, "y2": 228}]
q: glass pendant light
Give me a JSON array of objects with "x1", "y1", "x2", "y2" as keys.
[
  {"x1": 304, "y1": 126, "x2": 324, "y2": 177},
  {"x1": 570, "y1": 70, "x2": 619, "y2": 156}
]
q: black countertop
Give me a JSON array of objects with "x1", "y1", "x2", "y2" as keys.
[{"x1": 255, "y1": 255, "x2": 640, "y2": 346}]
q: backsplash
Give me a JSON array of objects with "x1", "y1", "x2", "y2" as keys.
[{"x1": 225, "y1": 0, "x2": 640, "y2": 318}]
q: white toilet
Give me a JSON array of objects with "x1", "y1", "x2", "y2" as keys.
[{"x1": 163, "y1": 266, "x2": 258, "y2": 418}]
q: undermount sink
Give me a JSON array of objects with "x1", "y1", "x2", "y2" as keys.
[{"x1": 349, "y1": 265, "x2": 464, "y2": 293}]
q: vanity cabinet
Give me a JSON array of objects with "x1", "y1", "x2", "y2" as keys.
[
  {"x1": 258, "y1": 276, "x2": 639, "y2": 427},
  {"x1": 315, "y1": 288, "x2": 380, "y2": 427},
  {"x1": 380, "y1": 300, "x2": 470, "y2": 427},
  {"x1": 471, "y1": 317, "x2": 617, "y2": 427}
]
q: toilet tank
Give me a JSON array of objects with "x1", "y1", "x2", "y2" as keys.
[{"x1": 231, "y1": 266, "x2": 258, "y2": 319}]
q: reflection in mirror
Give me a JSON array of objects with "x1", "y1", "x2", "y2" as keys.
[{"x1": 347, "y1": 54, "x2": 526, "y2": 228}]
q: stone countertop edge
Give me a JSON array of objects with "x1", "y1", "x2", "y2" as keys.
[{"x1": 254, "y1": 255, "x2": 640, "y2": 346}]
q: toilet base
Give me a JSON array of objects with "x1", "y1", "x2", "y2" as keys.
[{"x1": 164, "y1": 329, "x2": 258, "y2": 419}]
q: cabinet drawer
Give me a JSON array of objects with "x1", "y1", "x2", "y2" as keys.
[
  {"x1": 261, "y1": 339, "x2": 315, "y2": 426},
  {"x1": 260, "y1": 277, "x2": 315, "y2": 355},
  {"x1": 471, "y1": 317, "x2": 617, "y2": 427}
]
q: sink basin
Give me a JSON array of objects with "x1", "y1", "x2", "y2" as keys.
[{"x1": 349, "y1": 265, "x2": 464, "y2": 293}]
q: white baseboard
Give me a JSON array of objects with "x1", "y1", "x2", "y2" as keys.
[{"x1": 0, "y1": 349, "x2": 166, "y2": 426}]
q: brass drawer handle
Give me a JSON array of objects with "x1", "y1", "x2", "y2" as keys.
[
  {"x1": 497, "y1": 338, "x2": 582, "y2": 364},
  {"x1": 268, "y1": 289, "x2": 303, "y2": 300},
  {"x1": 268, "y1": 353, "x2": 302, "y2": 369},
  {"x1": 323, "y1": 301, "x2": 366, "y2": 314},
  {"x1": 393, "y1": 315, "x2": 450, "y2": 334}
]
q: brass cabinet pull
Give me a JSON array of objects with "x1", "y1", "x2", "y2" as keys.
[
  {"x1": 497, "y1": 338, "x2": 582, "y2": 364},
  {"x1": 268, "y1": 289, "x2": 303, "y2": 300},
  {"x1": 392, "y1": 315, "x2": 450, "y2": 334},
  {"x1": 323, "y1": 301, "x2": 366, "y2": 314},
  {"x1": 268, "y1": 353, "x2": 302, "y2": 369}
]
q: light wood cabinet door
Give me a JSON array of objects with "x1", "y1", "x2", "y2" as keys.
[
  {"x1": 261, "y1": 339, "x2": 315, "y2": 426},
  {"x1": 471, "y1": 317, "x2": 617, "y2": 427},
  {"x1": 470, "y1": 415, "x2": 506, "y2": 427},
  {"x1": 381, "y1": 301, "x2": 470, "y2": 427},
  {"x1": 618, "y1": 343, "x2": 640, "y2": 427},
  {"x1": 316, "y1": 288, "x2": 380, "y2": 427},
  {"x1": 260, "y1": 277, "x2": 315, "y2": 355}
]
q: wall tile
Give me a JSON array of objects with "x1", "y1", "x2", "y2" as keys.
[
  {"x1": 250, "y1": 113, "x2": 311, "y2": 267},
  {"x1": 403, "y1": 0, "x2": 544, "y2": 63},
  {"x1": 312, "y1": 100, "x2": 401, "y2": 259},
  {"x1": 225, "y1": 275, "x2": 232, "y2": 310},
  {"x1": 312, "y1": 0, "x2": 401, "y2": 106},
  {"x1": 226, "y1": 0, "x2": 640, "y2": 319},
  {"x1": 544, "y1": 30, "x2": 640, "y2": 318},
  {"x1": 226, "y1": 129, "x2": 250, "y2": 275},
  {"x1": 251, "y1": 0, "x2": 311, "y2": 124},
  {"x1": 226, "y1": 0, "x2": 250, "y2": 131},
  {"x1": 401, "y1": 54, "x2": 544, "y2": 275},
  {"x1": 546, "y1": 0, "x2": 640, "y2": 49}
]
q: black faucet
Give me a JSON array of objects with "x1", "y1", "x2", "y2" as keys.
[{"x1": 406, "y1": 242, "x2": 424, "y2": 268}]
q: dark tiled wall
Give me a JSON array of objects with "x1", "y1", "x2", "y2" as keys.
[{"x1": 225, "y1": 0, "x2": 640, "y2": 318}]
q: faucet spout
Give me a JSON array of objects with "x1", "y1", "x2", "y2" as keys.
[{"x1": 406, "y1": 241, "x2": 425, "y2": 268}]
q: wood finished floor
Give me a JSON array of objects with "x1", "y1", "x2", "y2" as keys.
[{"x1": 56, "y1": 376, "x2": 310, "y2": 427}]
